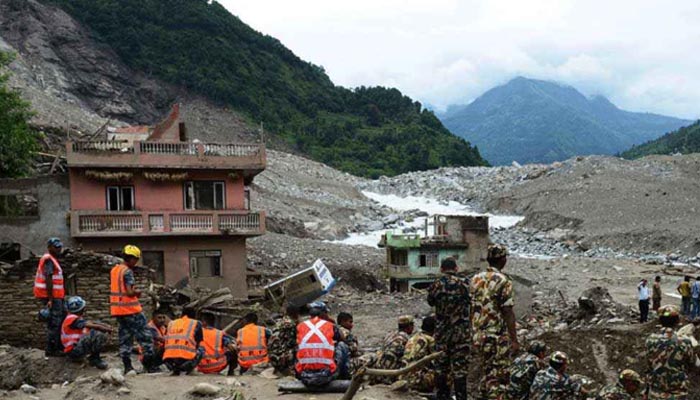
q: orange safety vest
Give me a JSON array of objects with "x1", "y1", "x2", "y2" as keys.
[
  {"x1": 197, "y1": 327, "x2": 228, "y2": 374},
  {"x1": 109, "y1": 264, "x2": 142, "y2": 316},
  {"x1": 139, "y1": 320, "x2": 167, "y2": 361},
  {"x1": 33, "y1": 254, "x2": 65, "y2": 299},
  {"x1": 236, "y1": 324, "x2": 269, "y2": 368},
  {"x1": 61, "y1": 314, "x2": 87, "y2": 353},
  {"x1": 295, "y1": 317, "x2": 336, "y2": 374},
  {"x1": 163, "y1": 316, "x2": 198, "y2": 360}
]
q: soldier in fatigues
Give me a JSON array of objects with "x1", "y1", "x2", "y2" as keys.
[
  {"x1": 530, "y1": 352, "x2": 583, "y2": 400},
  {"x1": 427, "y1": 257, "x2": 471, "y2": 400},
  {"x1": 401, "y1": 316, "x2": 437, "y2": 393},
  {"x1": 369, "y1": 315, "x2": 414, "y2": 384},
  {"x1": 268, "y1": 305, "x2": 300, "y2": 374},
  {"x1": 507, "y1": 341, "x2": 548, "y2": 400},
  {"x1": 645, "y1": 305, "x2": 694, "y2": 399},
  {"x1": 595, "y1": 369, "x2": 644, "y2": 400},
  {"x1": 471, "y1": 244, "x2": 520, "y2": 399}
]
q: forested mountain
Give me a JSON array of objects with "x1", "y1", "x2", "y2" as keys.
[
  {"x1": 621, "y1": 120, "x2": 700, "y2": 159},
  {"x1": 45, "y1": 0, "x2": 487, "y2": 177},
  {"x1": 439, "y1": 77, "x2": 689, "y2": 165}
]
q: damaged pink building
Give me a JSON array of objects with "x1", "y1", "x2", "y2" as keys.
[{"x1": 66, "y1": 105, "x2": 266, "y2": 297}]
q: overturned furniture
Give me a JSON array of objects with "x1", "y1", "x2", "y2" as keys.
[
  {"x1": 380, "y1": 215, "x2": 489, "y2": 292},
  {"x1": 263, "y1": 259, "x2": 336, "y2": 307}
]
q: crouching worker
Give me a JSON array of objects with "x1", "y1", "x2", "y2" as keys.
[
  {"x1": 163, "y1": 308, "x2": 204, "y2": 375},
  {"x1": 197, "y1": 312, "x2": 237, "y2": 375},
  {"x1": 138, "y1": 308, "x2": 171, "y2": 371},
  {"x1": 62, "y1": 296, "x2": 113, "y2": 369},
  {"x1": 295, "y1": 301, "x2": 343, "y2": 387},
  {"x1": 236, "y1": 312, "x2": 271, "y2": 373}
]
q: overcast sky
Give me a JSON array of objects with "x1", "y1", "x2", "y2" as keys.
[{"x1": 221, "y1": 0, "x2": 699, "y2": 119}]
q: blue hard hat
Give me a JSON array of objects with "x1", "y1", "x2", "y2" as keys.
[
  {"x1": 47, "y1": 237, "x2": 63, "y2": 248},
  {"x1": 66, "y1": 296, "x2": 86, "y2": 313},
  {"x1": 38, "y1": 308, "x2": 50, "y2": 321},
  {"x1": 308, "y1": 301, "x2": 329, "y2": 316}
]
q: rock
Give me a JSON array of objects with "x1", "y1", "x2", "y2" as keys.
[
  {"x1": 20, "y1": 384, "x2": 37, "y2": 394},
  {"x1": 259, "y1": 367, "x2": 279, "y2": 380},
  {"x1": 390, "y1": 380, "x2": 408, "y2": 391},
  {"x1": 117, "y1": 387, "x2": 131, "y2": 395},
  {"x1": 382, "y1": 214, "x2": 400, "y2": 225},
  {"x1": 100, "y1": 368, "x2": 126, "y2": 386},
  {"x1": 224, "y1": 378, "x2": 244, "y2": 387},
  {"x1": 125, "y1": 370, "x2": 137, "y2": 377},
  {"x1": 189, "y1": 383, "x2": 221, "y2": 396}
]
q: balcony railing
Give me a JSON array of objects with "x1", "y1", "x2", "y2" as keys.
[
  {"x1": 66, "y1": 140, "x2": 266, "y2": 170},
  {"x1": 70, "y1": 210, "x2": 265, "y2": 237}
]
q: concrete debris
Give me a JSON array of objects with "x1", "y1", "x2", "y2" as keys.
[
  {"x1": 100, "y1": 368, "x2": 126, "y2": 386},
  {"x1": 189, "y1": 382, "x2": 221, "y2": 396},
  {"x1": 20, "y1": 384, "x2": 37, "y2": 394},
  {"x1": 117, "y1": 387, "x2": 132, "y2": 395}
]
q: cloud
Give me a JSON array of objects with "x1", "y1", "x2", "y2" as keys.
[{"x1": 220, "y1": 0, "x2": 700, "y2": 119}]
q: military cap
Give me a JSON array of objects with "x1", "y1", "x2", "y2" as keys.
[
  {"x1": 658, "y1": 305, "x2": 679, "y2": 318},
  {"x1": 398, "y1": 315, "x2": 414, "y2": 325},
  {"x1": 550, "y1": 351, "x2": 568, "y2": 364},
  {"x1": 527, "y1": 340, "x2": 547, "y2": 355},
  {"x1": 618, "y1": 369, "x2": 643, "y2": 385},
  {"x1": 487, "y1": 243, "x2": 509, "y2": 259}
]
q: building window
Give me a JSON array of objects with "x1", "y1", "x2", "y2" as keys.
[
  {"x1": 244, "y1": 187, "x2": 251, "y2": 210},
  {"x1": 389, "y1": 249, "x2": 408, "y2": 266},
  {"x1": 184, "y1": 181, "x2": 225, "y2": 210},
  {"x1": 419, "y1": 252, "x2": 439, "y2": 268},
  {"x1": 106, "y1": 186, "x2": 134, "y2": 211},
  {"x1": 189, "y1": 250, "x2": 222, "y2": 278}
]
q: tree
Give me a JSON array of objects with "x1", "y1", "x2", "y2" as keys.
[{"x1": 0, "y1": 51, "x2": 37, "y2": 178}]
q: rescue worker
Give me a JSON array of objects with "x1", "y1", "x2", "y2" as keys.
[
  {"x1": 139, "y1": 308, "x2": 171, "y2": 370},
  {"x1": 197, "y1": 312, "x2": 236, "y2": 376},
  {"x1": 268, "y1": 305, "x2": 300, "y2": 374},
  {"x1": 369, "y1": 315, "x2": 414, "y2": 384},
  {"x1": 645, "y1": 305, "x2": 694, "y2": 399},
  {"x1": 110, "y1": 244, "x2": 155, "y2": 373},
  {"x1": 471, "y1": 244, "x2": 520, "y2": 399},
  {"x1": 295, "y1": 301, "x2": 342, "y2": 387},
  {"x1": 34, "y1": 237, "x2": 66, "y2": 357},
  {"x1": 595, "y1": 369, "x2": 644, "y2": 400},
  {"x1": 427, "y1": 257, "x2": 471, "y2": 400},
  {"x1": 236, "y1": 312, "x2": 270, "y2": 372},
  {"x1": 508, "y1": 341, "x2": 548, "y2": 400},
  {"x1": 400, "y1": 315, "x2": 437, "y2": 393},
  {"x1": 335, "y1": 311, "x2": 358, "y2": 379},
  {"x1": 529, "y1": 351, "x2": 584, "y2": 400},
  {"x1": 163, "y1": 308, "x2": 204, "y2": 375},
  {"x1": 61, "y1": 296, "x2": 113, "y2": 369}
]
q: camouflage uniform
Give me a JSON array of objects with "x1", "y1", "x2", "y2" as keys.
[
  {"x1": 427, "y1": 271, "x2": 471, "y2": 382},
  {"x1": 508, "y1": 352, "x2": 546, "y2": 400},
  {"x1": 400, "y1": 331, "x2": 437, "y2": 392},
  {"x1": 117, "y1": 313, "x2": 154, "y2": 364},
  {"x1": 471, "y1": 260, "x2": 515, "y2": 399},
  {"x1": 595, "y1": 383, "x2": 634, "y2": 400},
  {"x1": 268, "y1": 316, "x2": 297, "y2": 373},
  {"x1": 529, "y1": 366, "x2": 583, "y2": 400},
  {"x1": 369, "y1": 329, "x2": 411, "y2": 384},
  {"x1": 339, "y1": 326, "x2": 359, "y2": 357},
  {"x1": 68, "y1": 330, "x2": 108, "y2": 361},
  {"x1": 645, "y1": 328, "x2": 694, "y2": 399}
]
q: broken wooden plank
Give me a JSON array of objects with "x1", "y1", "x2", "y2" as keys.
[{"x1": 277, "y1": 379, "x2": 351, "y2": 393}]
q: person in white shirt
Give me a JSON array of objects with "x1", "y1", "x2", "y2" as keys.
[{"x1": 638, "y1": 279, "x2": 650, "y2": 323}]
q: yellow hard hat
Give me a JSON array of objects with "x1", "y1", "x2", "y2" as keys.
[{"x1": 123, "y1": 245, "x2": 141, "y2": 259}]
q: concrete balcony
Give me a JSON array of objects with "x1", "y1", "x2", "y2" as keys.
[
  {"x1": 70, "y1": 210, "x2": 265, "y2": 238},
  {"x1": 66, "y1": 141, "x2": 266, "y2": 174}
]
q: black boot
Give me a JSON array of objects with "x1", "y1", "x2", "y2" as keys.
[
  {"x1": 454, "y1": 376, "x2": 468, "y2": 400},
  {"x1": 122, "y1": 356, "x2": 134, "y2": 374},
  {"x1": 436, "y1": 373, "x2": 451, "y2": 400}
]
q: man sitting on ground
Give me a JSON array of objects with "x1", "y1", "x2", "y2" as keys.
[
  {"x1": 61, "y1": 296, "x2": 113, "y2": 369},
  {"x1": 295, "y1": 301, "x2": 343, "y2": 387},
  {"x1": 163, "y1": 308, "x2": 204, "y2": 375},
  {"x1": 236, "y1": 312, "x2": 271, "y2": 373},
  {"x1": 197, "y1": 312, "x2": 236, "y2": 375},
  {"x1": 268, "y1": 305, "x2": 300, "y2": 374},
  {"x1": 400, "y1": 315, "x2": 437, "y2": 393}
]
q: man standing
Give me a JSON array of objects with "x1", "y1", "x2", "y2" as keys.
[
  {"x1": 33, "y1": 237, "x2": 66, "y2": 357},
  {"x1": 645, "y1": 305, "x2": 694, "y2": 399},
  {"x1": 427, "y1": 257, "x2": 470, "y2": 400},
  {"x1": 163, "y1": 308, "x2": 204, "y2": 375},
  {"x1": 652, "y1": 276, "x2": 662, "y2": 312},
  {"x1": 295, "y1": 301, "x2": 342, "y2": 387},
  {"x1": 638, "y1": 279, "x2": 650, "y2": 323},
  {"x1": 197, "y1": 312, "x2": 236, "y2": 375},
  {"x1": 110, "y1": 245, "x2": 154, "y2": 373},
  {"x1": 691, "y1": 276, "x2": 700, "y2": 320},
  {"x1": 530, "y1": 352, "x2": 584, "y2": 399},
  {"x1": 677, "y1": 276, "x2": 691, "y2": 317},
  {"x1": 507, "y1": 341, "x2": 548, "y2": 400},
  {"x1": 471, "y1": 244, "x2": 519, "y2": 399},
  {"x1": 268, "y1": 305, "x2": 300, "y2": 374},
  {"x1": 236, "y1": 312, "x2": 270, "y2": 372},
  {"x1": 401, "y1": 316, "x2": 437, "y2": 393},
  {"x1": 595, "y1": 369, "x2": 644, "y2": 400}
]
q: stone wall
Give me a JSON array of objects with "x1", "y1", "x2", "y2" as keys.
[{"x1": 0, "y1": 250, "x2": 151, "y2": 348}]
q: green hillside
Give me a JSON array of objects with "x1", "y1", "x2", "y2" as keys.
[
  {"x1": 621, "y1": 120, "x2": 700, "y2": 159},
  {"x1": 46, "y1": 0, "x2": 487, "y2": 177}
]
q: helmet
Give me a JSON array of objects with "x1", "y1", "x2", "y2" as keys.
[
  {"x1": 47, "y1": 237, "x2": 63, "y2": 248},
  {"x1": 38, "y1": 307, "x2": 50, "y2": 322},
  {"x1": 308, "y1": 301, "x2": 329, "y2": 316},
  {"x1": 123, "y1": 245, "x2": 141, "y2": 259},
  {"x1": 527, "y1": 340, "x2": 547, "y2": 356},
  {"x1": 487, "y1": 243, "x2": 509, "y2": 260},
  {"x1": 619, "y1": 369, "x2": 643, "y2": 386},
  {"x1": 550, "y1": 351, "x2": 568, "y2": 365},
  {"x1": 66, "y1": 296, "x2": 87, "y2": 314}
]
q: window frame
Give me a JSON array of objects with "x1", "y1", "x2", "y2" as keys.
[
  {"x1": 106, "y1": 185, "x2": 135, "y2": 211},
  {"x1": 189, "y1": 250, "x2": 223, "y2": 278},
  {"x1": 183, "y1": 181, "x2": 226, "y2": 211}
]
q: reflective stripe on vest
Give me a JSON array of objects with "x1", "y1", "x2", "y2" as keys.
[
  {"x1": 33, "y1": 254, "x2": 65, "y2": 299},
  {"x1": 197, "y1": 328, "x2": 228, "y2": 374},
  {"x1": 236, "y1": 324, "x2": 268, "y2": 368},
  {"x1": 61, "y1": 314, "x2": 86, "y2": 353},
  {"x1": 295, "y1": 317, "x2": 336, "y2": 374},
  {"x1": 109, "y1": 264, "x2": 142, "y2": 316},
  {"x1": 163, "y1": 317, "x2": 198, "y2": 360}
]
